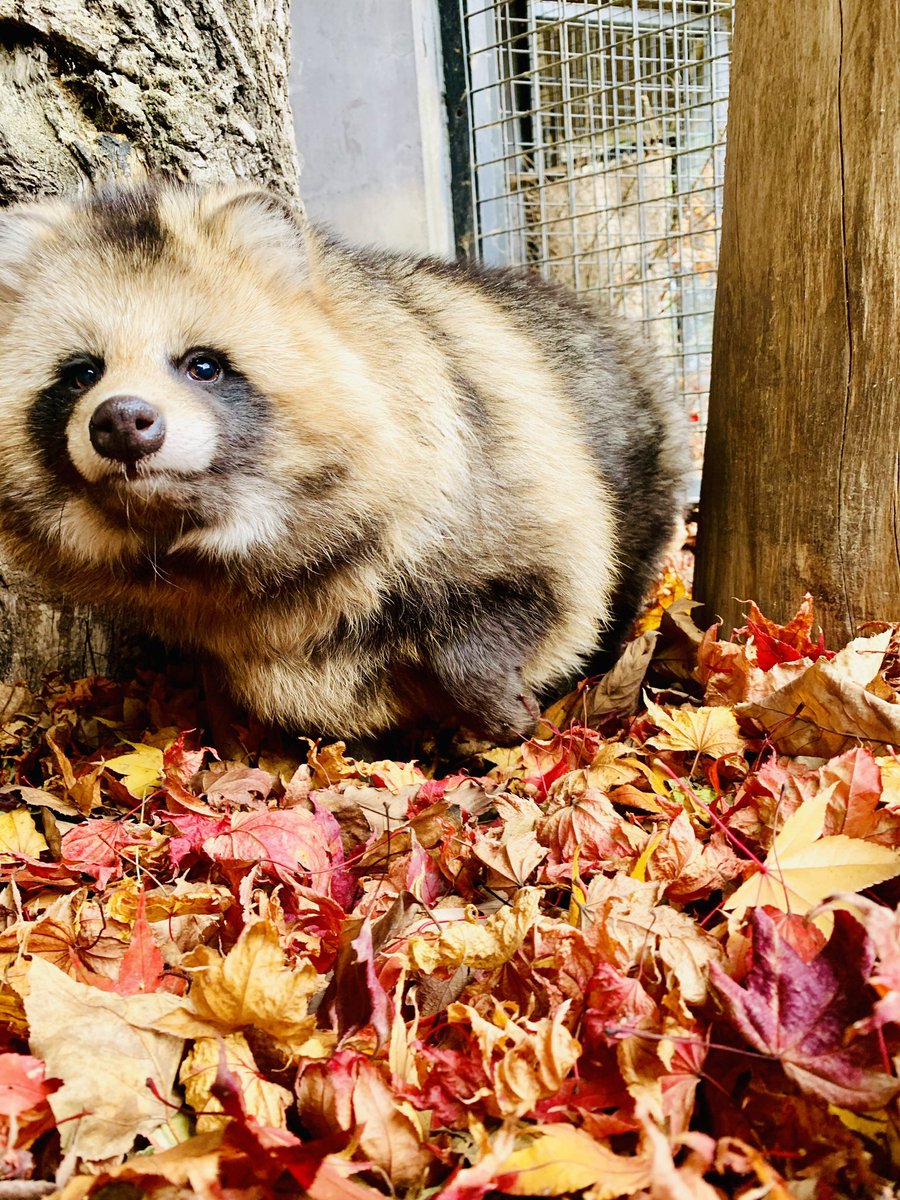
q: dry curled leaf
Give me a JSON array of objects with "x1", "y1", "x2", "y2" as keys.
[
  {"x1": 180, "y1": 1032, "x2": 292, "y2": 1131},
  {"x1": 175, "y1": 920, "x2": 332, "y2": 1057},
  {"x1": 407, "y1": 886, "x2": 542, "y2": 973}
]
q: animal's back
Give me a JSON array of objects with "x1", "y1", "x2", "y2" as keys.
[{"x1": 334, "y1": 242, "x2": 683, "y2": 660}]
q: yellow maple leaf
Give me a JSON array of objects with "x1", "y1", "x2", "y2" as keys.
[
  {"x1": 180, "y1": 1032, "x2": 292, "y2": 1131},
  {"x1": 644, "y1": 695, "x2": 746, "y2": 759},
  {"x1": 0, "y1": 809, "x2": 48, "y2": 860},
  {"x1": 586, "y1": 743, "x2": 644, "y2": 791},
  {"x1": 0, "y1": 982, "x2": 27, "y2": 1038},
  {"x1": 876, "y1": 754, "x2": 900, "y2": 807},
  {"x1": 724, "y1": 788, "x2": 900, "y2": 927},
  {"x1": 407, "y1": 887, "x2": 541, "y2": 973},
  {"x1": 479, "y1": 745, "x2": 525, "y2": 773},
  {"x1": 636, "y1": 565, "x2": 689, "y2": 634},
  {"x1": 497, "y1": 1124, "x2": 652, "y2": 1197},
  {"x1": 179, "y1": 920, "x2": 332, "y2": 1057},
  {"x1": 104, "y1": 742, "x2": 165, "y2": 798}
]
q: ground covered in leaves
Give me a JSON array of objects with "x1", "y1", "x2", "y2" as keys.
[{"x1": 1, "y1": 595, "x2": 900, "y2": 1199}]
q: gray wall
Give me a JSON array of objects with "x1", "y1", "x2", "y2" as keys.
[{"x1": 290, "y1": 0, "x2": 454, "y2": 256}]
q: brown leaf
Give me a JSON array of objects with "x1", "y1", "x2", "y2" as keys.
[
  {"x1": 472, "y1": 829, "x2": 547, "y2": 888},
  {"x1": 24, "y1": 956, "x2": 186, "y2": 1159},
  {"x1": 350, "y1": 1059, "x2": 432, "y2": 1187},
  {"x1": 541, "y1": 631, "x2": 659, "y2": 731},
  {"x1": 739, "y1": 630, "x2": 898, "y2": 756}
]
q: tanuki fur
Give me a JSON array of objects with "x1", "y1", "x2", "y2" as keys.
[{"x1": 0, "y1": 180, "x2": 683, "y2": 743}]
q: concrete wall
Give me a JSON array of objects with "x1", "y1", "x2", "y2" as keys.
[{"x1": 290, "y1": 0, "x2": 454, "y2": 257}]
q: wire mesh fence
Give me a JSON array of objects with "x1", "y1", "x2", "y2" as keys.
[{"x1": 457, "y1": 0, "x2": 734, "y2": 500}]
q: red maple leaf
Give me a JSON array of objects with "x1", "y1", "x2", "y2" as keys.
[
  {"x1": 162, "y1": 731, "x2": 208, "y2": 788},
  {"x1": 709, "y1": 908, "x2": 899, "y2": 1110},
  {"x1": 201, "y1": 807, "x2": 337, "y2": 891},
  {"x1": 401, "y1": 1043, "x2": 492, "y2": 1126},
  {"x1": 321, "y1": 917, "x2": 392, "y2": 1045},
  {"x1": 582, "y1": 961, "x2": 657, "y2": 1050},
  {"x1": 735, "y1": 594, "x2": 834, "y2": 670},
  {"x1": 112, "y1": 892, "x2": 172, "y2": 995},
  {"x1": 164, "y1": 809, "x2": 228, "y2": 870},
  {"x1": 523, "y1": 727, "x2": 602, "y2": 799},
  {"x1": 210, "y1": 1049, "x2": 359, "y2": 1195}
]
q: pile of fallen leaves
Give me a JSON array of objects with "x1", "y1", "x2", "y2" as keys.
[{"x1": 1, "y1": 595, "x2": 900, "y2": 1199}]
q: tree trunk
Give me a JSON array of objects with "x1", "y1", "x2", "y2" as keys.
[
  {"x1": 0, "y1": 0, "x2": 300, "y2": 685},
  {"x1": 694, "y1": 0, "x2": 900, "y2": 643}
]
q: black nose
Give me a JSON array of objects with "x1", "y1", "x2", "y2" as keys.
[{"x1": 89, "y1": 396, "x2": 166, "y2": 463}]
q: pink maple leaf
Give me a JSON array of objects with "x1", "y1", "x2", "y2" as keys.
[
  {"x1": 202, "y1": 807, "x2": 336, "y2": 890},
  {"x1": 0, "y1": 1054, "x2": 59, "y2": 1119},
  {"x1": 60, "y1": 818, "x2": 150, "y2": 888}
]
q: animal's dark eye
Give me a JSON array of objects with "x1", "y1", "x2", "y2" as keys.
[
  {"x1": 184, "y1": 352, "x2": 223, "y2": 383},
  {"x1": 60, "y1": 358, "x2": 103, "y2": 391}
]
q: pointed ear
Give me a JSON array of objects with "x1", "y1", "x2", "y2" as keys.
[
  {"x1": 0, "y1": 201, "x2": 69, "y2": 300},
  {"x1": 200, "y1": 187, "x2": 310, "y2": 285}
]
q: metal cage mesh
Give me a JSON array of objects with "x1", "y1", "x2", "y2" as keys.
[{"x1": 459, "y1": 0, "x2": 734, "y2": 499}]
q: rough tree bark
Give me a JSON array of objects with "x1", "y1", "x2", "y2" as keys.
[
  {"x1": 695, "y1": 0, "x2": 900, "y2": 642},
  {"x1": 0, "y1": 0, "x2": 300, "y2": 685}
]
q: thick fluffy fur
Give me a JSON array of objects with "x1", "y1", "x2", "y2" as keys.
[{"x1": 0, "y1": 180, "x2": 682, "y2": 741}]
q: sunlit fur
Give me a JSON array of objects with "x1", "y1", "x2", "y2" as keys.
[{"x1": 0, "y1": 180, "x2": 683, "y2": 741}]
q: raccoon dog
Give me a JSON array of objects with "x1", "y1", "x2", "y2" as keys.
[{"x1": 0, "y1": 180, "x2": 682, "y2": 744}]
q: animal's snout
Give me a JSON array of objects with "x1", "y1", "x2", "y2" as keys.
[{"x1": 89, "y1": 396, "x2": 166, "y2": 463}]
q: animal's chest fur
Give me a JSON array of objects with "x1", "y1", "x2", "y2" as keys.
[{"x1": 130, "y1": 560, "x2": 420, "y2": 734}]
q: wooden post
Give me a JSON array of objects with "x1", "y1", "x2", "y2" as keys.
[{"x1": 694, "y1": 0, "x2": 900, "y2": 642}]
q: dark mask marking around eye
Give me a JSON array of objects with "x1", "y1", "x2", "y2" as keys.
[{"x1": 27, "y1": 355, "x2": 106, "y2": 484}]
